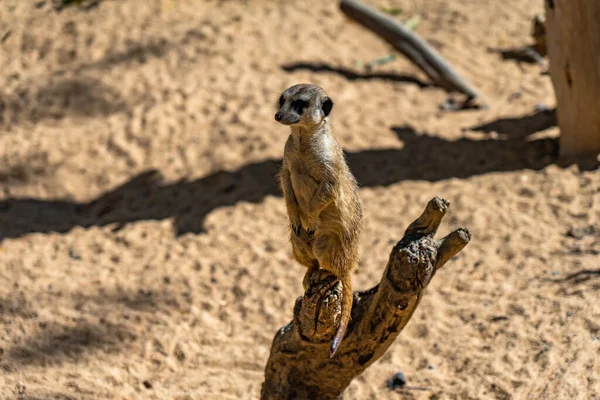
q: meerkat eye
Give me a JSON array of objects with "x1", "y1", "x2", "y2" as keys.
[
  {"x1": 279, "y1": 95, "x2": 285, "y2": 108},
  {"x1": 321, "y1": 98, "x2": 333, "y2": 117},
  {"x1": 291, "y1": 99, "x2": 308, "y2": 113}
]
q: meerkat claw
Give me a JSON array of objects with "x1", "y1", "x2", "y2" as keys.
[{"x1": 292, "y1": 225, "x2": 301, "y2": 237}]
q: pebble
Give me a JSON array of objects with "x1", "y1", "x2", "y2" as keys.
[
  {"x1": 387, "y1": 372, "x2": 407, "y2": 389},
  {"x1": 534, "y1": 103, "x2": 551, "y2": 112}
]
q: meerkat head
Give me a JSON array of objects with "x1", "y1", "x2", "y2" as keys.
[{"x1": 274, "y1": 84, "x2": 334, "y2": 127}]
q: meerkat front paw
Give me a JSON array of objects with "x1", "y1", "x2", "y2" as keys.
[
  {"x1": 290, "y1": 214, "x2": 303, "y2": 237},
  {"x1": 305, "y1": 216, "x2": 319, "y2": 237},
  {"x1": 292, "y1": 224, "x2": 302, "y2": 237}
]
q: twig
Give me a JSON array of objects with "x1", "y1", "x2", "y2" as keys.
[{"x1": 1, "y1": 29, "x2": 11, "y2": 44}]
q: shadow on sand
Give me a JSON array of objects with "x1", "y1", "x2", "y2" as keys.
[
  {"x1": 3, "y1": 111, "x2": 597, "y2": 241},
  {"x1": 281, "y1": 61, "x2": 430, "y2": 88}
]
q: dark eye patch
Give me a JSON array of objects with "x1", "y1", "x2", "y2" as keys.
[
  {"x1": 279, "y1": 95, "x2": 285, "y2": 107},
  {"x1": 321, "y1": 98, "x2": 333, "y2": 117},
  {"x1": 291, "y1": 99, "x2": 308, "y2": 113}
]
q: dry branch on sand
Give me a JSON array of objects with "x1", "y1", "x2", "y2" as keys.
[
  {"x1": 339, "y1": 0, "x2": 486, "y2": 109},
  {"x1": 262, "y1": 197, "x2": 471, "y2": 399}
]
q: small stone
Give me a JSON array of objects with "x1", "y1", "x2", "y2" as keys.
[
  {"x1": 387, "y1": 372, "x2": 407, "y2": 389},
  {"x1": 16, "y1": 383, "x2": 26, "y2": 394},
  {"x1": 143, "y1": 380, "x2": 152, "y2": 389},
  {"x1": 534, "y1": 103, "x2": 551, "y2": 112},
  {"x1": 566, "y1": 227, "x2": 585, "y2": 239}
]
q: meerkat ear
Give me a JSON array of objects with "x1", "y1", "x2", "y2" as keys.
[{"x1": 321, "y1": 97, "x2": 333, "y2": 117}]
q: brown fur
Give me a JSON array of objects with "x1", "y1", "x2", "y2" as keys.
[{"x1": 275, "y1": 84, "x2": 364, "y2": 357}]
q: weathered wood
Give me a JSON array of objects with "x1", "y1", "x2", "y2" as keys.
[
  {"x1": 261, "y1": 197, "x2": 470, "y2": 399},
  {"x1": 339, "y1": 0, "x2": 485, "y2": 105},
  {"x1": 545, "y1": 0, "x2": 600, "y2": 157}
]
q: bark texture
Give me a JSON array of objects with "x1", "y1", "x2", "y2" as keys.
[
  {"x1": 545, "y1": 0, "x2": 600, "y2": 157},
  {"x1": 261, "y1": 197, "x2": 471, "y2": 400}
]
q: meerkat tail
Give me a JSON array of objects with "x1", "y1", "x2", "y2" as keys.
[{"x1": 330, "y1": 275, "x2": 353, "y2": 358}]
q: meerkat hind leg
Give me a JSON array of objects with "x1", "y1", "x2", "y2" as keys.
[{"x1": 313, "y1": 234, "x2": 356, "y2": 356}]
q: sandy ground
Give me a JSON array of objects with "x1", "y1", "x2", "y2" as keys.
[{"x1": 0, "y1": 0, "x2": 599, "y2": 399}]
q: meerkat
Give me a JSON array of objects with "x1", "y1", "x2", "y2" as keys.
[{"x1": 275, "y1": 83, "x2": 364, "y2": 357}]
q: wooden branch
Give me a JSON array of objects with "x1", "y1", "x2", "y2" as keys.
[
  {"x1": 261, "y1": 197, "x2": 471, "y2": 400},
  {"x1": 339, "y1": 0, "x2": 486, "y2": 105}
]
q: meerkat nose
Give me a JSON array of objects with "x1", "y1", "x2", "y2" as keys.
[{"x1": 275, "y1": 112, "x2": 283, "y2": 122}]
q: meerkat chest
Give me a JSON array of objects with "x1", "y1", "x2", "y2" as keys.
[
  {"x1": 288, "y1": 135, "x2": 334, "y2": 207},
  {"x1": 289, "y1": 158, "x2": 320, "y2": 208}
]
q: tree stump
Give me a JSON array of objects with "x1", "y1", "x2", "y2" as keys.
[
  {"x1": 261, "y1": 197, "x2": 471, "y2": 399},
  {"x1": 545, "y1": 0, "x2": 600, "y2": 157}
]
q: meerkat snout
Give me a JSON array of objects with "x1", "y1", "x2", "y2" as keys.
[{"x1": 274, "y1": 110, "x2": 291, "y2": 123}]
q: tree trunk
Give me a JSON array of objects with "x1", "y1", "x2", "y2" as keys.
[
  {"x1": 261, "y1": 197, "x2": 471, "y2": 399},
  {"x1": 545, "y1": 0, "x2": 600, "y2": 157}
]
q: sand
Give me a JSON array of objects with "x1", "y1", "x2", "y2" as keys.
[{"x1": 0, "y1": 0, "x2": 599, "y2": 399}]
